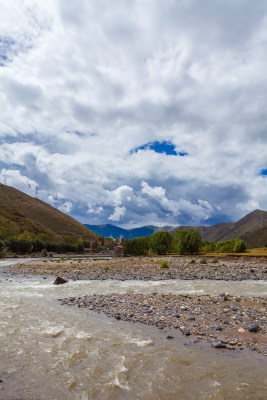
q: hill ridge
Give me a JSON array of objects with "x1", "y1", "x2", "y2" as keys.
[{"x1": 0, "y1": 184, "x2": 98, "y2": 241}]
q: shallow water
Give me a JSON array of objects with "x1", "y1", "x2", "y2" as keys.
[{"x1": 0, "y1": 259, "x2": 267, "y2": 399}]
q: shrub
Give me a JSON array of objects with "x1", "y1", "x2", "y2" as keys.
[
  {"x1": 200, "y1": 259, "x2": 207, "y2": 264},
  {"x1": 233, "y1": 239, "x2": 246, "y2": 253},
  {"x1": 160, "y1": 260, "x2": 169, "y2": 268},
  {"x1": 189, "y1": 259, "x2": 195, "y2": 264},
  {"x1": 42, "y1": 248, "x2": 48, "y2": 257},
  {"x1": 0, "y1": 239, "x2": 6, "y2": 256},
  {"x1": 211, "y1": 259, "x2": 218, "y2": 263}
]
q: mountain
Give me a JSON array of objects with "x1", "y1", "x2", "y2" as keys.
[
  {"x1": 84, "y1": 223, "x2": 173, "y2": 239},
  {"x1": 0, "y1": 184, "x2": 98, "y2": 241},
  {"x1": 85, "y1": 210, "x2": 267, "y2": 247},
  {"x1": 170, "y1": 209, "x2": 267, "y2": 247}
]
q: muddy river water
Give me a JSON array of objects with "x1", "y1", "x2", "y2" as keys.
[{"x1": 0, "y1": 259, "x2": 266, "y2": 400}]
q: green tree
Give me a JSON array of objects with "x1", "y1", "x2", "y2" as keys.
[
  {"x1": 172, "y1": 230, "x2": 202, "y2": 254},
  {"x1": 233, "y1": 239, "x2": 246, "y2": 253},
  {"x1": 149, "y1": 232, "x2": 172, "y2": 255},
  {"x1": 188, "y1": 230, "x2": 202, "y2": 254}
]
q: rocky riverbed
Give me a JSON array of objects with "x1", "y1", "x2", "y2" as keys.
[
  {"x1": 7, "y1": 255, "x2": 267, "y2": 281},
  {"x1": 59, "y1": 292, "x2": 267, "y2": 355}
]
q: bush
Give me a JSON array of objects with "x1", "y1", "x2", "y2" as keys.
[
  {"x1": 42, "y1": 248, "x2": 48, "y2": 257},
  {"x1": 160, "y1": 260, "x2": 169, "y2": 268},
  {"x1": 233, "y1": 240, "x2": 246, "y2": 253},
  {"x1": 189, "y1": 259, "x2": 195, "y2": 264},
  {"x1": 200, "y1": 259, "x2": 207, "y2": 264},
  {"x1": 216, "y1": 239, "x2": 246, "y2": 253},
  {"x1": 0, "y1": 239, "x2": 6, "y2": 256}
]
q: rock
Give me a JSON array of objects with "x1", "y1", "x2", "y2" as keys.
[
  {"x1": 166, "y1": 335, "x2": 174, "y2": 339},
  {"x1": 238, "y1": 328, "x2": 246, "y2": 333},
  {"x1": 214, "y1": 325, "x2": 223, "y2": 331},
  {"x1": 211, "y1": 342, "x2": 226, "y2": 349},
  {"x1": 182, "y1": 329, "x2": 191, "y2": 336},
  {"x1": 54, "y1": 276, "x2": 68, "y2": 285},
  {"x1": 248, "y1": 323, "x2": 260, "y2": 332}
]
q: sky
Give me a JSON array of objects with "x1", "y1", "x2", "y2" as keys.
[{"x1": 0, "y1": 0, "x2": 267, "y2": 228}]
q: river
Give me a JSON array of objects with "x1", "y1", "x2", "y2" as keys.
[{"x1": 0, "y1": 259, "x2": 266, "y2": 400}]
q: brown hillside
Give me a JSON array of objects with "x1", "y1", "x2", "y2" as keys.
[
  {"x1": 169, "y1": 222, "x2": 234, "y2": 242},
  {"x1": 0, "y1": 184, "x2": 98, "y2": 241},
  {"x1": 170, "y1": 209, "x2": 267, "y2": 247}
]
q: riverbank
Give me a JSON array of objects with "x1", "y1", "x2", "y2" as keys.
[
  {"x1": 6, "y1": 255, "x2": 267, "y2": 280},
  {"x1": 59, "y1": 292, "x2": 267, "y2": 355}
]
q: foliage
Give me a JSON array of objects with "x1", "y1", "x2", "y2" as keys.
[
  {"x1": 0, "y1": 239, "x2": 6, "y2": 256},
  {"x1": 7, "y1": 238, "x2": 33, "y2": 254},
  {"x1": 122, "y1": 236, "x2": 150, "y2": 255},
  {"x1": 149, "y1": 231, "x2": 172, "y2": 255},
  {"x1": 160, "y1": 260, "x2": 169, "y2": 268},
  {"x1": 172, "y1": 230, "x2": 202, "y2": 254},
  {"x1": 42, "y1": 248, "x2": 48, "y2": 257},
  {"x1": 216, "y1": 239, "x2": 246, "y2": 253}
]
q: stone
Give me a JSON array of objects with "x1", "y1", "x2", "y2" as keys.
[
  {"x1": 182, "y1": 329, "x2": 191, "y2": 336},
  {"x1": 166, "y1": 335, "x2": 174, "y2": 339},
  {"x1": 53, "y1": 276, "x2": 68, "y2": 285},
  {"x1": 214, "y1": 325, "x2": 223, "y2": 331},
  {"x1": 248, "y1": 323, "x2": 260, "y2": 333},
  {"x1": 211, "y1": 342, "x2": 226, "y2": 349}
]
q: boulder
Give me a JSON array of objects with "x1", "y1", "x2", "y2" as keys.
[
  {"x1": 54, "y1": 276, "x2": 68, "y2": 285},
  {"x1": 248, "y1": 323, "x2": 260, "y2": 333}
]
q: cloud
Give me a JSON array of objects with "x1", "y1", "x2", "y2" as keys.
[
  {"x1": 59, "y1": 201, "x2": 72, "y2": 214},
  {"x1": 109, "y1": 206, "x2": 126, "y2": 221},
  {"x1": 0, "y1": 1, "x2": 267, "y2": 227}
]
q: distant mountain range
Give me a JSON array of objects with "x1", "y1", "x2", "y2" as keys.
[
  {"x1": 1, "y1": 183, "x2": 266, "y2": 248},
  {"x1": 84, "y1": 223, "x2": 173, "y2": 240},
  {"x1": 85, "y1": 209, "x2": 267, "y2": 247},
  {"x1": 0, "y1": 184, "x2": 98, "y2": 241}
]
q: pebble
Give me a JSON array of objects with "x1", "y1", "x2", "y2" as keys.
[{"x1": 59, "y1": 292, "x2": 266, "y2": 354}]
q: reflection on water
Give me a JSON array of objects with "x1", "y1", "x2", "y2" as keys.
[{"x1": 0, "y1": 260, "x2": 266, "y2": 399}]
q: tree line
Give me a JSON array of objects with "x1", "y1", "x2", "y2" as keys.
[
  {"x1": 0, "y1": 225, "x2": 112, "y2": 256},
  {"x1": 122, "y1": 230, "x2": 247, "y2": 255}
]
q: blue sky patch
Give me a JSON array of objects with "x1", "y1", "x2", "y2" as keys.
[
  {"x1": 132, "y1": 141, "x2": 188, "y2": 156},
  {"x1": 260, "y1": 169, "x2": 267, "y2": 176}
]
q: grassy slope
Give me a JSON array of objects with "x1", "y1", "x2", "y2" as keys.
[{"x1": 0, "y1": 184, "x2": 98, "y2": 241}]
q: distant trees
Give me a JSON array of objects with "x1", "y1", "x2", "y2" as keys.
[
  {"x1": 121, "y1": 230, "x2": 247, "y2": 256},
  {"x1": 149, "y1": 232, "x2": 172, "y2": 255},
  {"x1": 172, "y1": 230, "x2": 202, "y2": 255},
  {"x1": 122, "y1": 236, "x2": 150, "y2": 256},
  {"x1": 0, "y1": 221, "x2": 247, "y2": 256},
  {"x1": 216, "y1": 239, "x2": 246, "y2": 253}
]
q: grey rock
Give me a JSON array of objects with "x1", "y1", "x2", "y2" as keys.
[
  {"x1": 248, "y1": 323, "x2": 260, "y2": 332},
  {"x1": 211, "y1": 342, "x2": 226, "y2": 349}
]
